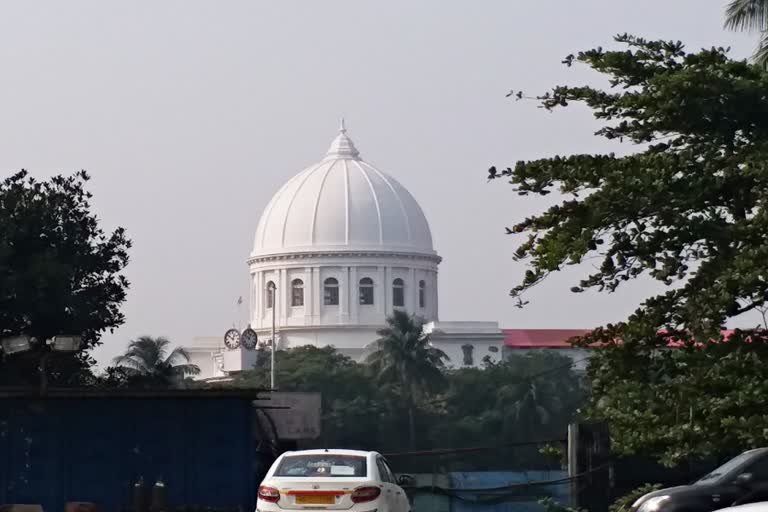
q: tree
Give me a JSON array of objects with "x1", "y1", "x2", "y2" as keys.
[
  {"x1": 234, "y1": 346, "x2": 386, "y2": 449},
  {"x1": 0, "y1": 171, "x2": 130, "y2": 386},
  {"x1": 427, "y1": 352, "x2": 584, "y2": 470},
  {"x1": 493, "y1": 35, "x2": 768, "y2": 340},
  {"x1": 584, "y1": 330, "x2": 768, "y2": 466},
  {"x1": 725, "y1": 0, "x2": 768, "y2": 67},
  {"x1": 112, "y1": 336, "x2": 200, "y2": 386},
  {"x1": 367, "y1": 310, "x2": 448, "y2": 450},
  {"x1": 491, "y1": 35, "x2": 768, "y2": 465}
]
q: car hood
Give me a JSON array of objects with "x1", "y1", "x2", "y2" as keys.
[{"x1": 633, "y1": 485, "x2": 709, "y2": 509}]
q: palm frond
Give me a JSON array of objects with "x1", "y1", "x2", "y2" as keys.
[
  {"x1": 170, "y1": 363, "x2": 201, "y2": 376},
  {"x1": 754, "y1": 31, "x2": 768, "y2": 67},
  {"x1": 165, "y1": 346, "x2": 193, "y2": 366},
  {"x1": 725, "y1": 0, "x2": 768, "y2": 31}
]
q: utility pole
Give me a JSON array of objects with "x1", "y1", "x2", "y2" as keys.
[{"x1": 270, "y1": 282, "x2": 277, "y2": 390}]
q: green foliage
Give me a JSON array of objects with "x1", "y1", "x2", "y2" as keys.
[
  {"x1": 234, "y1": 346, "x2": 387, "y2": 449},
  {"x1": 494, "y1": 35, "x2": 768, "y2": 340},
  {"x1": 367, "y1": 310, "x2": 448, "y2": 449},
  {"x1": 609, "y1": 484, "x2": 663, "y2": 512},
  {"x1": 111, "y1": 336, "x2": 200, "y2": 387},
  {"x1": 493, "y1": 34, "x2": 768, "y2": 468},
  {"x1": 538, "y1": 497, "x2": 585, "y2": 512},
  {"x1": 234, "y1": 342, "x2": 584, "y2": 469},
  {"x1": 0, "y1": 170, "x2": 131, "y2": 385},
  {"x1": 585, "y1": 329, "x2": 768, "y2": 466},
  {"x1": 430, "y1": 351, "x2": 583, "y2": 451}
]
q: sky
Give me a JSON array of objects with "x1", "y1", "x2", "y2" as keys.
[{"x1": 0, "y1": 1, "x2": 760, "y2": 365}]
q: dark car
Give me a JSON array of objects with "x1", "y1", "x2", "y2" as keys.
[{"x1": 631, "y1": 449, "x2": 768, "y2": 512}]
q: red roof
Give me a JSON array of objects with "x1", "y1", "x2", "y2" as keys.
[
  {"x1": 503, "y1": 328, "x2": 739, "y2": 348},
  {"x1": 503, "y1": 329, "x2": 591, "y2": 348}
]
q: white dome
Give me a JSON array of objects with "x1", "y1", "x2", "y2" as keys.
[{"x1": 252, "y1": 124, "x2": 435, "y2": 257}]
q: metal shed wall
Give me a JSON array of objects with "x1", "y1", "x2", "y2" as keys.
[{"x1": 0, "y1": 396, "x2": 262, "y2": 511}]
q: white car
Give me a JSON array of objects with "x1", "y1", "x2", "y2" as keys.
[
  {"x1": 717, "y1": 504, "x2": 768, "y2": 512},
  {"x1": 257, "y1": 449, "x2": 411, "y2": 512}
]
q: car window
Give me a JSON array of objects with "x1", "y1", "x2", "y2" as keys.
[
  {"x1": 274, "y1": 454, "x2": 367, "y2": 477},
  {"x1": 744, "y1": 456, "x2": 768, "y2": 481},
  {"x1": 382, "y1": 459, "x2": 397, "y2": 483},
  {"x1": 697, "y1": 452, "x2": 757, "y2": 484},
  {"x1": 376, "y1": 458, "x2": 393, "y2": 483}
]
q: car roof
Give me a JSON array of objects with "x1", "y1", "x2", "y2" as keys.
[{"x1": 280, "y1": 449, "x2": 378, "y2": 457}]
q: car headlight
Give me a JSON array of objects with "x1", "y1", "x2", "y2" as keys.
[{"x1": 638, "y1": 496, "x2": 671, "y2": 512}]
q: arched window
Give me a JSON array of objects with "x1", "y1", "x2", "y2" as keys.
[
  {"x1": 359, "y1": 277, "x2": 374, "y2": 305},
  {"x1": 324, "y1": 277, "x2": 339, "y2": 306},
  {"x1": 418, "y1": 280, "x2": 426, "y2": 308},
  {"x1": 291, "y1": 279, "x2": 304, "y2": 307},
  {"x1": 266, "y1": 281, "x2": 276, "y2": 309},
  {"x1": 392, "y1": 278, "x2": 405, "y2": 307}
]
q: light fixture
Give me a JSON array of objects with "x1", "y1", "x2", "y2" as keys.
[
  {"x1": 1, "y1": 335, "x2": 32, "y2": 354},
  {"x1": 51, "y1": 335, "x2": 83, "y2": 352}
]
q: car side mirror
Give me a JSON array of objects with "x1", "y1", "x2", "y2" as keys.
[
  {"x1": 736, "y1": 473, "x2": 754, "y2": 486},
  {"x1": 397, "y1": 474, "x2": 416, "y2": 487}
]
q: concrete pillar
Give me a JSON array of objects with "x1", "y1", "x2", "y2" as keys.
[
  {"x1": 305, "y1": 266, "x2": 313, "y2": 321},
  {"x1": 407, "y1": 268, "x2": 416, "y2": 313},
  {"x1": 280, "y1": 268, "x2": 288, "y2": 325},
  {"x1": 340, "y1": 266, "x2": 350, "y2": 323},
  {"x1": 350, "y1": 265, "x2": 358, "y2": 323},
  {"x1": 313, "y1": 266, "x2": 321, "y2": 322},
  {"x1": 376, "y1": 266, "x2": 385, "y2": 315},
  {"x1": 256, "y1": 271, "x2": 264, "y2": 328}
]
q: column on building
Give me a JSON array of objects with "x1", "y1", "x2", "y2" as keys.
[
  {"x1": 431, "y1": 270, "x2": 439, "y2": 320},
  {"x1": 312, "y1": 265, "x2": 321, "y2": 322},
  {"x1": 280, "y1": 268, "x2": 288, "y2": 325},
  {"x1": 256, "y1": 271, "x2": 264, "y2": 328},
  {"x1": 305, "y1": 266, "x2": 314, "y2": 321},
  {"x1": 350, "y1": 265, "x2": 358, "y2": 323},
  {"x1": 376, "y1": 266, "x2": 385, "y2": 315},
  {"x1": 340, "y1": 265, "x2": 350, "y2": 323},
  {"x1": 406, "y1": 267, "x2": 415, "y2": 312}
]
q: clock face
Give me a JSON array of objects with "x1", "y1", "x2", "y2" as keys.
[
  {"x1": 223, "y1": 328, "x2": 241, "y2": 349},
  {"x1": 241, "y1": 328, "x2": 258, "y2": 350}
]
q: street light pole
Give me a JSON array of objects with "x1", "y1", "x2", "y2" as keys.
[{"x1": 270, "y1": 282, "x2": 277, "y2": 390}]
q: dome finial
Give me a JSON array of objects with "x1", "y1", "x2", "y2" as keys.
[{"x1": 325, "y1": 119, "x2": 359, "y2": 160}]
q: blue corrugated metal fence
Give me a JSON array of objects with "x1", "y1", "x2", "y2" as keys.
[{"x1": 0, "y1": 397, "x2": 261, "y2": 512}]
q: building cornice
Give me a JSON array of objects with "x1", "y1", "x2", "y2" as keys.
[{"x1": 248, "y1": 250, "x2": 442, "y2": 266}]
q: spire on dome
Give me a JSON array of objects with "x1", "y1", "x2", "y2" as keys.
[{"x1": 325, "y1": 119, "x2": 360, "y2": 160}]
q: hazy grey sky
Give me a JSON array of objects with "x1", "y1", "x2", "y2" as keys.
[{"x1": 0, "y1": 1, "x2": 758, "y2": 365}]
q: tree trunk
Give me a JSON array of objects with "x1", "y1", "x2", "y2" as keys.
[{"x1": 408, "y1": 405, "x2": 416, "y2": 451}]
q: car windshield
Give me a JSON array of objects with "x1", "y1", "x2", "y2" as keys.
[
  {"x1": 274, "y1": 454, "x2": 367, "y2": 478},
  {"x1": 696, "y1": 452, "x2": 755, "y2": 484}
]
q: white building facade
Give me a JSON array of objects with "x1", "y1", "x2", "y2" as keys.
[{"x1": 186, "y1": 125, "x2": 580, "y2": 380}]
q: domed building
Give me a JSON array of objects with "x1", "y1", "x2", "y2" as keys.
[
  {"x1": 186, "y1": 124, "x2": 587, "y2": 380},
  {"x1": 248, "y1": 123, "x2": 440, "y2": 357}
]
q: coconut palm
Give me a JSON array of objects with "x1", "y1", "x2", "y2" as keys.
[
  {"x1": 112, "y1": 336, "x2": 200, "y2": 386},
  {"x1": 725, "y1": 0, "x2": 768, "y2": 66},
  {"x1": 366, "y1": 310, "x2": 448, "y2": 449}
]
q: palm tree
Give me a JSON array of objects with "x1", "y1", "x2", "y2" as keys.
[
  {"x1": 112, "y1": 336, "x2": 200, "y2": 386},
  {"x1": 725, "y1": 0, "x2": 768, "y2": 66},
  {"x1": 366, "y1": 310, "x2": 448, "y2": 450}
]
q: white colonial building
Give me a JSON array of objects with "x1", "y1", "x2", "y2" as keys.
[{"x1": 186, "y1": 124, "x2": 585, "y2": 380}]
